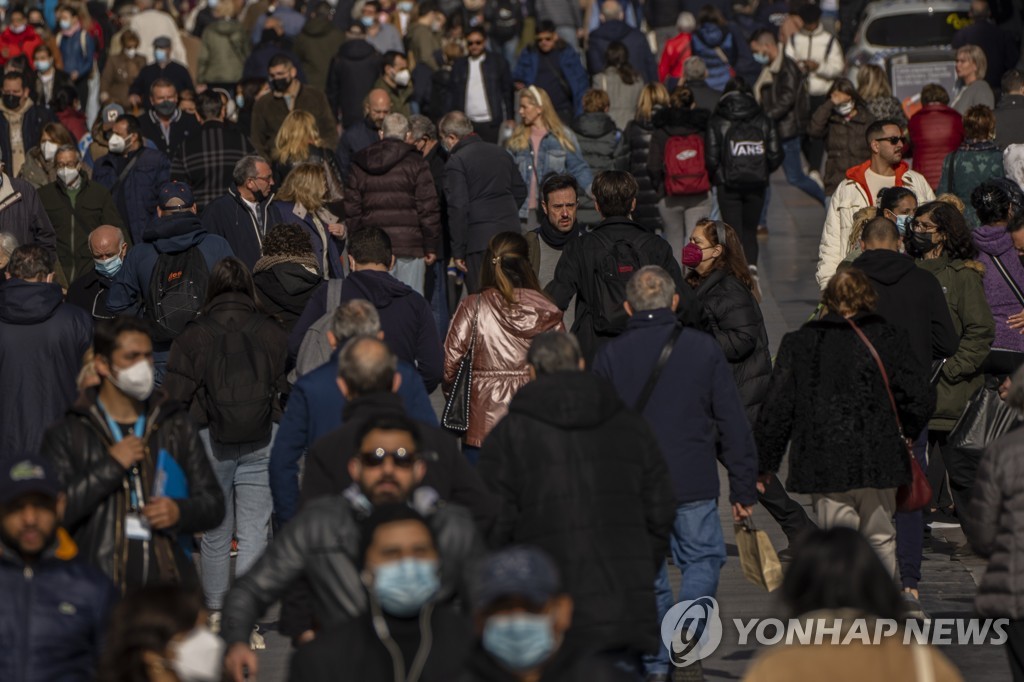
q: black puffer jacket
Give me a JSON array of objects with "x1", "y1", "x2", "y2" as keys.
[
  {"x1": 572, "y1": 111, "x2": 625, "y2": 210},
  {"x1": 755, "y1": 312, "x2": 935, "y2": 494},
  {"x1": 41, "y1": 391, "x2": 225, "y2": 589},
  {"x1": 693, "y1": 270, "x2": 772, "y2": 424},
  {"x1": 756, "y1": 54, "x2": 806, "y2": 141},
  {"x1": 706, "y1": 90, "x2": 783, "y2": 188},
  {"x1": 649, "y1": 105, "x2": 711, "y2": 198},
  {"x1": 478, "y1": 371, "x2": 675, "y2": 656},
  {"x1": 623, "y1": 110, "x2": 663, "y2": 231},
  {"x1": 163, "y1": 292, "x2": 289, "y2": 428},
  {"x1": 345, "y1": 138, "x2": 442, "y2": 259}
]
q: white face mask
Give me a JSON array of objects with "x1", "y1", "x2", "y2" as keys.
[
  {"x1": 112, "y1": 359, "x2": 154, "y2": 401},
  {"x1": 57, "y1": 166, "x2": 79, "y2": 185},
  {"x1": 170, "y1": 626, "x2": 225, "y2": 682},
  {"x1": 107, "y1": 133, "x2": 127, "y2": 154},
  {"x1": 41, "y1": 140, "x2": 58, "y2": 161},
  {"x1": 124, "y1": 47, "x2": 138, "y2": 58},
  {"x1": 393, "y1": 68, "x2": 411, "y2": 87}
]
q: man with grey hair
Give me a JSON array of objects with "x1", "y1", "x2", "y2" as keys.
[
  {"x1": 408, "y1": 113, "x2": 451, "y2": 333},
  {"x1": 682, "y1": 56, "x2": 721, "y2": 112},
  {"x1": 39, "y1": 145, "x2": 124, "y2": 283},
  {"x1": 439, "y1": 110, "x2": 527, "y2": 292},
  {"x1": 586, "y1": 0, "x2": 657, "y2": 81},
  {"x1": 592, "y1": 264, "x2": 756, "y2": 681},
  {"x1": 66, "y1": 225, "x2": 129, "y2": 320},
  {"x1": 480, "y1": 326, "x2": 674, "y2": 669},
  {"x1": 201, "y1": 154, "x2": 276, "y2": 269},
  {"x1": 269, "y1": 299, "x2": 437, "y2": 525},
  {"x1": 346, "y1": 106, "x2": 440, "y2": 296}
]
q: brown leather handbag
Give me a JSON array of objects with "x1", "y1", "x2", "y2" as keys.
[{"x1": 847, "y1": 318, "x2": 933, "y2": 512}]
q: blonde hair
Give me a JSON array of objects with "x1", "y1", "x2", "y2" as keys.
[
  {"x1": 857, "y1": 64, "x2": 892, "y2": 100},
  {"x1": 635, "y1": 82, "x2": 670, "y2": 123},
  {"x1": 936, "y1": 192, "x2": 966, "y2": 214},
  {"x1": 505, "y1": 86, "x2": 576, "y2": 153},
  {"x1": 273, "y1": 110, "x2": 322, "y2": 164},
  {"x1": 277, "y1": 163, "x2": 326, "y2": 212},
  {"x1": 958, "y1": 44, "x2": 988, "y2": 79}
]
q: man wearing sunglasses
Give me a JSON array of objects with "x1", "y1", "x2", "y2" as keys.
[
  {"x1": 511, "y1": 19, "x2": 590, "y2": 122},
  {"x1": 816, "y1": 118, "x2": 934, "y2": 289},
  {"x1": 222, "y1": 412, "x2": 483, "y2": 682},
  {"x1": 447, "y1": 27, "x2": 515, "y2": 145}
]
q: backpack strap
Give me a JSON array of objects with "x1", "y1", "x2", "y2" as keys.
[
  {"x1": 992, "y1": 254, "x2": 1024, "y2": 308},
  {"x1": 824, "y1": 33, "x2": 836, "y2": 61}
]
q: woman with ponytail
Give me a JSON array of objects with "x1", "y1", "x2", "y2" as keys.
[{"x1": 442, "y1": 232, "x2": 564, "y2": 462}]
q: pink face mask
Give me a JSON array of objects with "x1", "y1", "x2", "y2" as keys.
[{"x1": 681, "y1": 242, "x2": 705, "y2": 268}]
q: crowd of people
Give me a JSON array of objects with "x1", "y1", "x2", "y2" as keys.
[{"x1": 2, "y1": 0, "x2": 1024, "y2": 679}]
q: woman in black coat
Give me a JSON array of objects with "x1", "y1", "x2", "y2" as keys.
[
  {"x1": 755, "y1": 268, "x2": 934, "y2": 577},
  {"x1": 622, "y1": 82, "x2": 669, "y2": 233},
  {"x1": 253, "y1": 223, "x2": 325, "y2": 333},
  {"x1": 685, "y1": 218, "x2": 813, "y2": 547}
]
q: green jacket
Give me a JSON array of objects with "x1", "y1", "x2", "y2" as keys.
[
  {"x1": 198, "y1": 19, "x2": 249, "y2": 85},
  {"x1": 293, "y1": 18, "x2": 345, "y2": 91},
  {"x1": 38, "y1": 175, "x2": 125, "y2": 282},
  {"x1": 917, "y1": 255, "x2": 995, "y2": 430},
  {"x1": 372, "y1": 76, "x2": 413, "y2": 117},
  {"x1": 937, "y1": 143, "x2": 1005, "y2": 228}
]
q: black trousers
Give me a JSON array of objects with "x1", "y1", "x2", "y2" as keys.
[
  {"x1": 717, "y1": 185, "x2": 767, "y2": 267},
  {"x1": 802, "y1": 94, "x2": 828, "y2": 172},
  {"x1": 472, "y1": 119, "x2": 502, "y2": 144},
  {"x1": 759, "y1": 475, "x2": 815, "y2": 544},
  {"x1": 1008, "y1": 620, "x2": 1024, "y2": 681}
]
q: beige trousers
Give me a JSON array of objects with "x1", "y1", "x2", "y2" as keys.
[{"x1": 812, "y1": 487, "x2": 898, "y2": 578}]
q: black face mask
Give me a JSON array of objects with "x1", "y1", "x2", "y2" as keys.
[
  {"x1": 904, "y1": 229, "x2": 936, "y2": 258},
  {"x1": 2, "y1": 94, "x2": 21, "y2": 110},
  {"x1": 153, "y1": 100, "x2": 177, "y2": 118},
  {"x1": 270, "y1": 77, "x2": 291, "y2": 93}
]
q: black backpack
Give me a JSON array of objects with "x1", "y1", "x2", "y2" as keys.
[
  {"x1": 722, "y1": 117, "x2": 769, "y2": 187},
  {"x1": 145, "y1": 247, "x2": 210, "y2": 343},
  {"x1": 590, "y1": 229, "x2": 657, "y2": 335},
  {"x1": 200, "y1": 316, "x2": 277, "y2": 445}
]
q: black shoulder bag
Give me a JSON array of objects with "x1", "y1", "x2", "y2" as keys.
[{"x1": 634, "y1": 325, "x2": 683, "y2": 413}]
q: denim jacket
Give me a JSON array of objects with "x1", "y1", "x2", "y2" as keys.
[{"x1": 507, "y1": 131, "x2": 593, "y2": 219}]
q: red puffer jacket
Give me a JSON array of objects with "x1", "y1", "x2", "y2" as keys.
[{"x1": 908, "y1": 103, "x2": 964, "y2": 190}]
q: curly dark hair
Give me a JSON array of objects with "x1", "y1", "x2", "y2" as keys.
[
  {"x1": 971, "y1": 179, "x2": 1024, "y2": 226},
  {"x1": 915, "y1": 201, "x2": 978, "y2": 261},
  {"x1": 262, "y1": 222, "x2": 315, "y2": 258}
]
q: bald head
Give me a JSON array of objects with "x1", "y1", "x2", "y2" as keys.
[
  {"x1": 600, "y1": 0, "x2": 624, "y2": 20},
  {"x1": 336, "y1": 336, "x2": 400, "y2": 398},
  {"x1": 366, "y1": 89, "x2": 392, "y2": 127},
  {"x1": 89, "y1": 225, "x2": 126, "y2": 259},
  {"x1": 860, "y1": 217, "x2": 901, "y2": 252}
]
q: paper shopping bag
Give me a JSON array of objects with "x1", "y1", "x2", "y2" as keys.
[{"x1": 734, "y1": 517, "x2": 783, "y2": 592}]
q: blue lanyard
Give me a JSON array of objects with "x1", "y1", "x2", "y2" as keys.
[{"x1": 97, "y1": 400, "x2": 147, "y2": 509}]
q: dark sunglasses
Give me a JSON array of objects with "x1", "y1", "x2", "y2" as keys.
[
  {"x1": 874, "y1": 135, "x2": 905, "y2": 145},
  {"x1": 359, "y1": 448, "x2": 418, "y2": 468}
]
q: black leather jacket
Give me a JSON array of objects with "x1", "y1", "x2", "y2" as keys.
[
  {"x1": 40, "y1": 390, "x2": 225, "y2": 591},
  {"x1": 220, "y1": 494, "x2": 483, "y2": 645},
  {"x1": 756, "y1": 54, "x2": 806, "y2": 141}
]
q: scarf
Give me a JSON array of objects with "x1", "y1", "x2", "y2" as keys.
[{"x1": 536, "y1": 215, "x2": 581, "y2": 249}]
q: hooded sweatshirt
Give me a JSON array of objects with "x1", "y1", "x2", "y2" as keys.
[
  {"x1": 852, "y1": 248, "x2": 959, "y2": 371},
  {"x1": 973, "y1": 223, "x2": 1024, "y2": 352},
  {"x1": 0, "y1": 279, "x2": 92, "y2": 461}
]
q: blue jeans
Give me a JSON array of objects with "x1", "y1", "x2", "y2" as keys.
[
  {"x1": 463, "y1": 444, "x2": 480, "y2": 466},
  {"x1": 896, "y1": 429, "x2": 929, "y2": 589},
  {"x1": 392, "y1": 257, "x2": 427, "y2": 296},
  {"x1": 782, "y1": 136, "x2": 826, "y2": 204},
  {"x1": 644, "y1": 499, "x2": 727, "y2": 675},
  {"x1": 200, "y1": 425, "x2": 275, "y2": 610}
]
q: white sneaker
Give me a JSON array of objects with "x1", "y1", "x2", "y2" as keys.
[
  {"x1": 250, "y1": 625, "x2": 266, "y2": 651},
  {"x1": 808, "y1": 170, "x2": 824, "y2": 190}
]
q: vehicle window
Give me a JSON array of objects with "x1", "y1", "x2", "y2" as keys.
[{"x1": 865, "y1": 12, "x2": 971, "y2": 47}]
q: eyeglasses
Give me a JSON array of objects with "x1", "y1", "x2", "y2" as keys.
[
  {"x1": 359, "y1": 448, "x2": 418, "y2": 468},
  {"x1": 874, "y1": 136, "x2": 905, "y2": 145},
  {"x1": 467, "y1": 39, "x2": 484, "y2": 45},
  {"x1": 250, "y1": 175, "x2": 273, "y2": 183},
  {"x1": 536, "y1": 34, "x2": 555, "y2": 42},
  {"x1": 910, "y1": 219, "x2": 938, "y2": 233}
]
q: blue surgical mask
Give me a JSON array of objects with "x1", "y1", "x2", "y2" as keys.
[
  {"x1": 372, "y1": 558, "x2": 439, "y2": 616},
  {"x1": 397, "y1": 1, "x2": 413, "y2": 11},
  {"x1": 59, "y1": 18, "x2": 72, "y2": 30},
  {"x1": 894, "y1": 214, "x2": 911, "y2": 235},
  {"x1": 483, "y1": 613, "x2": 557, "y2": 671},
  {"x1": 154, "y1": 48, "x2": 168, "y2": 63},
  {"x1": 235, "y1": 93, "x2": 245, "y2": 109},
  {"x1": 753, "y1": 52, "x2": 770, "y2": 65},
  {"x1": 95, "y1": 253, "x2": 123, "y2": 278},
  {"x1": 360, "y1": 15, "x2": 375, "y2": 27}
]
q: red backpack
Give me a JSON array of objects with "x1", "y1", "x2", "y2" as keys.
[{"x1": 664, "y1": 133, "x2": 711, "y2": 196}]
